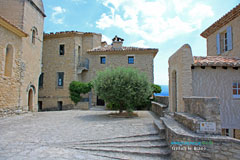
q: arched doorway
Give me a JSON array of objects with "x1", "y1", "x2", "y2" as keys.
[
  {"x1": 172, "y1": 71, "x2": 177, "y2": 112},
  {"x1": 28, "y1": 89, "x2": 34, "y2": 111}
]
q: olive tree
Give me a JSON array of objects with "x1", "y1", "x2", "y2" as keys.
[{"x1": 93, "y1": 67, "x2": 152, "y2": 113}]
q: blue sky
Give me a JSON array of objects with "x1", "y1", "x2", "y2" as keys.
[{"x1": 42, "y1": 0, "x2": 239, "y2": 85}]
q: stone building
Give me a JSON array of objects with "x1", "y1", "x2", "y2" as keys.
[
  {"x1": 168, "y1": 4, "x2": 240, "y2": 139},
  {"x1": 38, "y1": 33, "x2": 158, "y2": 110},
  {"x1": 0, "y1": 0, "x2": 45, "y2": 113}
]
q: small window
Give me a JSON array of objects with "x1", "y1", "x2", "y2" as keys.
[
  {"x1": 59, "y1": 45, "x2": 65, "y2": 55},
  {"x1": 39, "y1": 73, "x2": 44, "y2": 88},
  {"x1": 100, "y1": 57, "x2": 106, "y2": 64},
  {"x1": 128, "y1": 56, "x2": 134, "y2": 64},
  {"x1": 32, "y1": 30, "x2": 36, "y2": 44},
  {"x1": 233, "y1": 82, "x2": 240, "y2": 98},
  {"x1": 57, "y1": 72, "x2": 64, "y2": 87}
]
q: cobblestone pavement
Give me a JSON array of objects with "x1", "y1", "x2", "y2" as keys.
[{"x1": 0, "y1": 110, "x2": 163, "y2": 160}]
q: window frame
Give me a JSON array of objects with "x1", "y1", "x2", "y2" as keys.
[
  {"x1": 128, "y1": 56, "x2": 135, "y2": 64},
  {"x1": 59, "y1": 44, "x2": 65, "y2": 56},
  {"x1": 57, "y1": 72, "x2": 64, "y2": 87},
  {"x1": 39, "y1": 73, "x2": 44, "y2": 88},
  {"x1": 232, "y1": 82, "x2": 240, "y2": 99},
  {"x1": 100, "y1": 56, "x2": 106, "y2": 64}
]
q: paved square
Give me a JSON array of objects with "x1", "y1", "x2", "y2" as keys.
[{"x1": 0, "y1": 111, "x2": 169, "y2": 160}]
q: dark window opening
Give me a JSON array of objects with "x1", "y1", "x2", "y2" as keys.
[
  {"x1": 128, "y1": 56, "x2": 134, "y2": 64},
  {"x1": 100, "y1": 57, "x2": 106, "y2": 64},
  {"x1": 38, "y1": 101, "x2": 42, "y2": 111},
  {"x1": 39, "y1": 73, "x2": 44, "y2": 88},
  {"x1": 59, "y1": 44, "x2": 65, "y2": 55},
  {"x1": 58, "y1": 101, "x2": 63, "y2": 111},
  {"x1": 57, "y1": 72, "x2": 64, "y2": 87},
  {"x1": 32, "y1": 30, "x2": 36, "y2": 44}
]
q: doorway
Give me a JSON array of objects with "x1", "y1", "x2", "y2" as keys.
[
  {"x1": 58, "y1": 101, "x2": 63, "y2": 111},
  {"x1": 28, "y1": 89, "x2": 34, "y2": 111},
  {"x1": 97, "y1": 96, "x2": 105, "y2": 106}
]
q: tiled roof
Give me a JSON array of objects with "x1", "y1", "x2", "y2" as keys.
[
  {"x1": 201, "y1": 3, "x2": 240, "y2": 38},
  {"x1": 87, "y1": 45, "x2": 158, "y2": 52},
  {"x1": 193, "y1": 56, "x2": 240, "y2": 67},
  {"x1": 44, "y1": 31, "x2": 101, "y2": 38},
  {"x1": 0, "y1": 15, "x2": 27, "y2": 37}
]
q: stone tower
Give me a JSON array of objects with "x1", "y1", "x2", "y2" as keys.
[{"x1": 0, "y1": 0, "x2": 45, "y2": 111}]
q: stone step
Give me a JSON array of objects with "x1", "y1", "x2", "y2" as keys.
[
  {"x1": 76, "y1": 140, "x2": 168, "y2": 148},
  {"x1": 154, "y1": 119, "x2": 165, "y2": 134},
  {"x1": 73, "y1": 146, "x2": 171, "y2": 160},
  {"x1": 70, "y1": 135, "x2": 166, "y2": 145},
  {"x1": 174, "y1": 112, "x2": 205, "y2": 133},
  {"x1": 78, "y1": 150, "x2": 171, "y2": 160}
]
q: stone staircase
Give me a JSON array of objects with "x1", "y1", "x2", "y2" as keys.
[{"x1": 64, "y1": 122, "x2": 171, "y2": 160}]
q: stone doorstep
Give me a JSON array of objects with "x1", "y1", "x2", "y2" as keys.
[{"x1": 174, "y1": 112, "x2": 205, "y2": 133}]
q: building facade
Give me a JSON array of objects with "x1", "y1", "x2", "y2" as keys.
[
  {"x1": 0, "y1": 0, "x2": 45, "y2": 112},
  {"x1": 168, "y1": 4, "x2": 240, "y2": 139},
  {"x1": 39, "y1": 33, "x2": 158, "y2": 110}
]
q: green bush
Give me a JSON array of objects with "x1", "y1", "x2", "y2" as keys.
[
  {"x1": 69, "y1": 81, "x2": 92, "y2": 104},
  {"x1": 93, "y1": 67, "x2": 152, "y2": 113},
  {"x1": 152, "y1": 84, "x2": 162, "y2": 94}
]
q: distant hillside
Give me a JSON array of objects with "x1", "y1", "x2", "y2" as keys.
[{"x1": 154, "y1": 85, "x2": 169, "y2": 96}]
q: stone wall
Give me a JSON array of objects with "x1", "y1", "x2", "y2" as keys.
[
  {"x1": 168, "y1": 44, "x2": 193, "y2": 112},
  {"x1": 163, "y1": 118, "x2": 240, "y2": 160},
  {"x1": 0, "y1": 26, "x2": 22, "y2": 111},
  {"x1": 154, "y1": 96, "x2": 169, "y2": 106},
  {"x1": 192, "y1": 67, "x2": 240, "y2": 129}
]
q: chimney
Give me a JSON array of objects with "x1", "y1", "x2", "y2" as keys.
[{"x1": 112, "y1": 35, "x2": 124, "y2": 49}]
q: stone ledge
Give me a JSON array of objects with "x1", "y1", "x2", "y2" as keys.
[
  {"x1": 161, "y1": 115, "x2": 240, "y2": 144},
  {"x1": 151, "y1": 101, "x2": 167, "y2": 117}
]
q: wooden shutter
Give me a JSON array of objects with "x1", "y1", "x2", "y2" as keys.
[
  {"x1": 227, "y1": 26, "x2": 232, "y2": 51},
  {"x1": 216, "y1": 33, "x2": 220, "y2": 55}
]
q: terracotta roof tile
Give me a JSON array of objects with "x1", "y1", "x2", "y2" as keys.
[
  {"x1": 87, "y1": 45, "x2": 158, "y2": 52},
  {"x1": 201, "y1": 3, "x2": 240, "y2": 38},
  {"x1": 193, "y1": 56, "x2": 240, "y2": 67}
]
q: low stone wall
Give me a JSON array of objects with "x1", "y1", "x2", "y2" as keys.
[
  {"x1": 161, "y1": 116, "x2": 240, "y2": 160},
  {"x1": 154, "y1": 96, "x2": 169, "y2": 106},
  {"x1": 75, "y1": 102, "x2": 89, "y2": 110},
  {"x1": 151, "y1": 101, "x2": 167, "y2": 117},
  {"x1": 183, "y1": 97, "x2": 221, "y2": 134}
]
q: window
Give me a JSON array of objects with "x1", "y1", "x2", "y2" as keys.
[
  {"x1": 57, "y1": 72, "x2": 64, "y2": 87},
  {"x1": 100, "y1": 57, "x2": 106, "y2": 64},
  {"x1": 39, "y1": 73, "x2": 44, "y2": 88},
  {"x1": 32, "y1": 29, "x2": 36, "y2": 44},
  {"x1": 128, "y1": 56, "x2": 134, "y2": 64},
  {"x1": 4, "y1": 44, "x2": 13, "y2": 77},
  {"x1": 216, "y1": 26, "x2": 232, "y2": 54},
  {"x1": 233, "y1": 82, "x2": 240, "y2": 98},
  {"x1": 59, "y1": 44, "x2": 65, "y2": 55}
]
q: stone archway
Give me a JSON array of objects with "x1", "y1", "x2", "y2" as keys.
[
  {"x1": 172, "y1": 70, "x2": 177, "y2": 112},
  {"x1": 28, "y1": 89, "x2": 34, "y2": 111}
]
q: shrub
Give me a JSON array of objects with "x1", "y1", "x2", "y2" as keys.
[
  {"x1": 69, "y1": 81, "x2": 92, "y2": 104},
  {"x1": 93, "y1": 67, "x2": 152, "y2": 113},
  {"x1": 152, "y1": 84, "x2": 162, "y2": 94}
]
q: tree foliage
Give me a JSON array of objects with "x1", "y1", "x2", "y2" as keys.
[
  {"x1": 93, "y1": 67, "x2": 152, "y2": 113},
  {"x1": 152, "y1": 84, "x2": 162, "y2": 94},
  {"x1": 69, "y1": 81, "x2": 92, "y2": 104}
]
